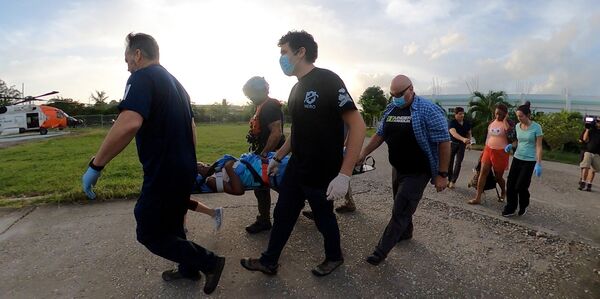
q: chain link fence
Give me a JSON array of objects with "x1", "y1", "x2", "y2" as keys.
[{"x1": 72, "y1": 114, "x2": 118, "y2": 128}]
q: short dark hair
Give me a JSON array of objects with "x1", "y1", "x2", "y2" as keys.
[
  {"x1": 278, "y1": 30, "x2": 318, "y2": 63},
  {"x1": 454, "y1": 107, "x2": 464, "y2": 114},
  {"x1": 496, "y1": 103, "x2": 508, "y2": 114},
  {"x1": 125, "y1": 32, "x2": 159, "y2": 60}
]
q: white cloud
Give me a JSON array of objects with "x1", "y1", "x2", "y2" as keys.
[
  {"x1": 403, "y1": 41, "x2": 419, "y2": 56},
  {"x1": 383, "y1": 0, "x2": 456, "y2": 25},
  {"x1": 1, "y1": 0, "x2": 600, "y2": 105},
  {"x1": 425, "y1": 32, "x2": 465, "y2": 60}
]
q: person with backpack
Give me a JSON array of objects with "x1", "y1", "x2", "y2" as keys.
[{"x1": 242, "y1": 76, "x2": 285, "y2": 234}]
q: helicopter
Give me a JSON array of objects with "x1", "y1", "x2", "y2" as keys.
[{"x1": 0, "y1": 91, "x2": 83, "y2": 136}]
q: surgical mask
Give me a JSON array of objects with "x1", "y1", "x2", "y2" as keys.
[
  {"x1": 279, "y1": 54, "x2": 295, "y2": 76},
  {"x1": 392, "y1": 95, "x2": 406, "y2": 107}
]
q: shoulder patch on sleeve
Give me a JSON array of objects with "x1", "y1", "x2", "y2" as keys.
[
  {"x1": 123, "y1": 84, "x2": 131, "y2": 100},
  {"x1": 338, "y1": 88, "x2": 353, "y2": 107}
]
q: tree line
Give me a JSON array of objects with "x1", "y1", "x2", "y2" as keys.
[
  {"x1": 357, "y1": 86, "x2": 587, "y2": 153},
  {"x1": 1, "y1": 78, "x2": 587, "y2": 152}
]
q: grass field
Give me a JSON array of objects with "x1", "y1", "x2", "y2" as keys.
[
  {"x1": 0, "y1": 123, "x2": 581, "y2": 207},
  {"x1": 0, "y1": 124, "x2": 250, "y2": 207}
]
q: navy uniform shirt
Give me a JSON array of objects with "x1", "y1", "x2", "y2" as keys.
[
  {"x1": 118, "y1": 64, "x2": 197, "y2": 199},
  {"x1": 287, "y1": 68, "x2": 357, "y2": 188}
]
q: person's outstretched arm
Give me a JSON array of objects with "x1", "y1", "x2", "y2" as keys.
[
  {"x1": 536, "y1": 136, "x2": 543, "y2": 163},
  {"x1": 358, "y1": 110, "x2": 388, "y2": 164},
  {"x1": 340, "y1": 110, "x2": 366, "y2": 176},
  {"x1": 260, "y1": 120, "x2": 283, "y2": 157},
  {"x1": 273, "y1": 133, "x2": 292, "y2": 160},
  {"x1": 359, "y1": 135, "x2": 384, "y2": 164},
  {"x1": 93, "y1": 110, "x2": 143, "y2": 166}
]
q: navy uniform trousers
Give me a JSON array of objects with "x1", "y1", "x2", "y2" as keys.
[{"x1": 134, "y1": 189, "x2": 217, "y2": 277}]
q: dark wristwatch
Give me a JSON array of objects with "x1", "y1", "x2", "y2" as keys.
[
  {"x1": 89, "y1": 158, "x2": 105, "y2": 171},
  {"x1": 273, "y1": 156, "x2": 282, "y2": 163},
  {"x1": 437, "y1": 171, "x2": 448, "y2": 178}
]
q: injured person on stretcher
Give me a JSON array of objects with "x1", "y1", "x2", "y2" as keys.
[
  {"x1": 193, "y1": 152, "x2": 289, "y2": 195},
  {"x1": 192, "y1": 152, "x2": 375, "y2": 195},
  {"x1": 185, "y1": 152, "x2": 374, "y2": 231}
]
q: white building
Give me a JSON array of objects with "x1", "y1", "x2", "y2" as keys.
[{"x1": 424, "y1": 93, "x2": 600, "y2": 116}]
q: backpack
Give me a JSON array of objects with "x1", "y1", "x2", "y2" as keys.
[{"x1": 247, "y1": 98, "x2": 283, "y2": 152}]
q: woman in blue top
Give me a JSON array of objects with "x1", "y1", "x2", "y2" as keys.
[{"x1": 502, "y1": 102, "x2": 543, "y2": 217}]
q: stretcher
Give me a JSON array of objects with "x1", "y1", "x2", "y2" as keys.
[{"x1": 192, "y1": 155, "x2": 376, "y2": 194}]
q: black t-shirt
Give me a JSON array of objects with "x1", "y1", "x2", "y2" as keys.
[
  {"x1": 586, "y1": 126, "x2": 600, "y2": 154},
  {"x1": 255, "y1": 98, "x2": 285, "y2": 153},
  {"x1": 287, "y1": 67, "x2": 357, "y2": 187},
  {"x1": 118, "y1": 64, "x2": 197, "y2": 199},
  {"x1": 449, "y1": 119, "x2": 471, "y2": 143},
  {"x1": 382, "y1": 106, "x2": 430, "y2": 175}
]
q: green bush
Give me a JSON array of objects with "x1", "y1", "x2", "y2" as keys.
[{"x1": 535, "y1": 111, "x2": 583, "y2": 151}]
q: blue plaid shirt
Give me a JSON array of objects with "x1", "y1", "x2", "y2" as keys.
[{"x1": 376, "y1": 95, "x2": 450, "y2": 183}]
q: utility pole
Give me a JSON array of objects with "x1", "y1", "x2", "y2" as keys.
[{"x1": 564, "y1": 87, "x2": 571, "y2": 112}]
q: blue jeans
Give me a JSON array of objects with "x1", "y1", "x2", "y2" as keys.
[{"x1": 260, "y1": 168, "x2": 342, "y2": 266}]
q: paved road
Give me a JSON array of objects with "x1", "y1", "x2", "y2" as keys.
[{"x1": 1, "y1": 143, "x2": 599, "y2": 298}]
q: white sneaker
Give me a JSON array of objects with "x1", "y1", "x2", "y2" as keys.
[{"x1": 213, "y1": 207, "x2": 223, "y2": 231}]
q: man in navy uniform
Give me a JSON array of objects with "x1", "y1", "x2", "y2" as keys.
[{"x1": 82, "y1": 32, "x2": 224, "y2": 295}]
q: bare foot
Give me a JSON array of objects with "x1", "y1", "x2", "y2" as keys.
[
  {"x1": 468, "y1": 198, "x2": 481, "y2": 205},
  {"x1": 498, "y1": 192, "x2": 506, "y2": 202}
]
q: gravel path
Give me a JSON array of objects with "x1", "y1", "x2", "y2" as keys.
[{"x1": 0, "y1": 143, "x2": 598, "y2": 298}]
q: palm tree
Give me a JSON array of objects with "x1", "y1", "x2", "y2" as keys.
[
  {"x1": 467, "y1": 90, "x2": 510, "y2": 144},
  {"x1": 90, "y1": 90, "x2": 109, "y2": 105}
]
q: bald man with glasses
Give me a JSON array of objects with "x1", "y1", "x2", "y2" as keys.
[{"x1": 357, "y1": 75, "x2": 451, "y2": 265}]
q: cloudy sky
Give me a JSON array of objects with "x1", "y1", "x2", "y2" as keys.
[{"x1": 1, "y1": 0, "x2": 599, "y2": 105}]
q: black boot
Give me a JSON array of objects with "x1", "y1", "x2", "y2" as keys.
[{"x1": 245, "y1": 217, "x2": 272, "y2": 234}]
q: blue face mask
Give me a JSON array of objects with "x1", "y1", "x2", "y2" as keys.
[
  {"x1": 392, "y1": 95, "x2": 406, "y2": 106},
  {"x1": 279, "y1": 54, "x2": 295, "y2": 76}
]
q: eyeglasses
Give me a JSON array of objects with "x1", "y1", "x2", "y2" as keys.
[{"x1": 390, "y1": 85, "x2": 412, "y2": 98}]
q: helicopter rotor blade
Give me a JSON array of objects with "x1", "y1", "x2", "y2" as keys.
[
  {"x1": 0, "y1": 95, "x2": 25, "y2": 100},
  {"x1": 33, "y1": 91, "x2": 59, "y2": 99},
  {"x1": 11, "y1": 99, "x2": 30, "y2": 105}
]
